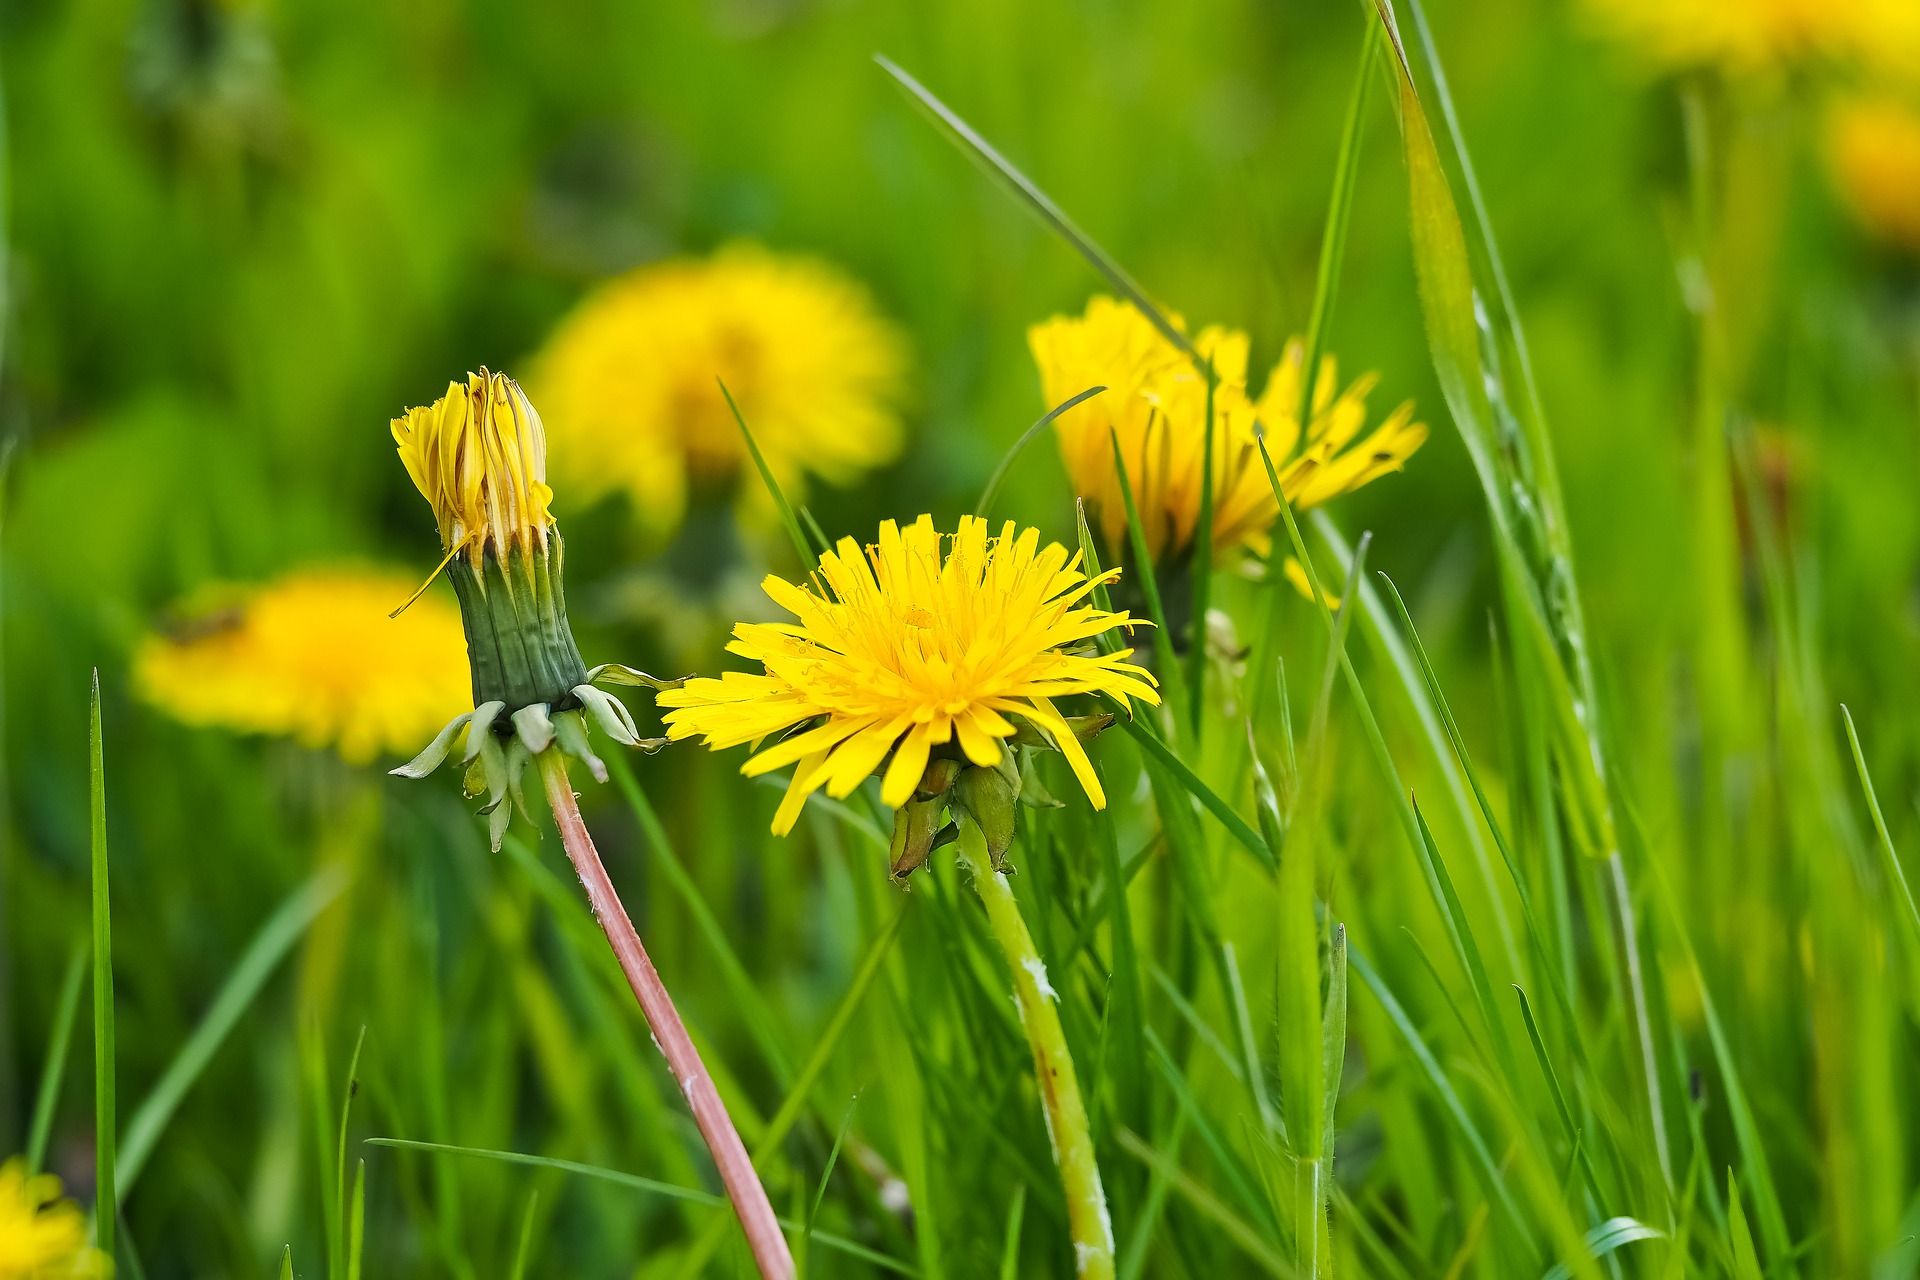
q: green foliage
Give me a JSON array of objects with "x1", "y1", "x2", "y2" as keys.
[{"x1": 6, "y1": 0, "x2": 1920, "y2": 1276}]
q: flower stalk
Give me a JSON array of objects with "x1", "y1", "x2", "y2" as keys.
[
  {"x1": 538, "y1": 749, "x2": 794, "y2": 1280},
  {"x1": 955, "y1": 816, "x2": 1114, "y2": 1280}
]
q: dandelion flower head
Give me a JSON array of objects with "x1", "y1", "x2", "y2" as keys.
[
  {"x1": 0, "y1": 1158, "x2": 108, "y2": 1279},
  {"x1": 1581, "y1": 0, "x2": 1920, "y2": 80},
  {"x1": 1827, "y1": 96, "x2": 1920, "y2": 252},
  {"x1": 1029, "y1": 296, "x2": 1425, "y2": 563},
  {"x1": 391, "y1": 369, "x2": 554, "y2": 569},
  {"x1": 533, "y1": 243, "x2": 909, "y2": 537},
  {"x1": 136, "y1": 568, "x2": 471, "y2": 764},
  {"x1": 658, "y1": 515, "x2": 1159, "y2": 833}
]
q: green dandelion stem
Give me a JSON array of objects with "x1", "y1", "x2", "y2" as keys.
[{"x1": 958, "y1": 817, "x2": 1114, "y2": 1280}]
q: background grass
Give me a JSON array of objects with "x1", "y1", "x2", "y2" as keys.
[{"x1": 4, "y1": 0, "x2": 1919, "y2": 1276}]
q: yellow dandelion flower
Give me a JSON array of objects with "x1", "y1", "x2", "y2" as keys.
[
  {"x1": 0, "y1": 1158, "x2": 109, "y2": 1279},
  {"x1": 390, "y1": 370, "x2": 679, "y2": 849},
  {"x1": 1029, "y1": 296, "x2": 1426, "y2": 564},
  {"x1": 391, "y1": 369, "x2": 555, "y2": 572},
  {"x1": 1581, "y1": 0, "x2": 1920, "y2": 80},
  {"x1": 532, "y1": 243, "x2": 909, "y2": 537},
  {"x1": 658, "y1": 514, "x2": 1159, "y2": 836},
  {"x1": 1827, "y1": 97, "x2": 1920, "y2": 252},
  {"x1": 135, "y1": 568, "x2": 470, "y2": 765}
]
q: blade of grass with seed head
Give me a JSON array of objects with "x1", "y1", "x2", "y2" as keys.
[
  {"x1": 89, "y1": 670, "x2": 116, "y2": 1262},
  {"x1": 27, "y1": 943, "x2": 86, "y2": 1174},
  {"x1": 975, "y1": 386, "x2": 1106, "y2": 519}
]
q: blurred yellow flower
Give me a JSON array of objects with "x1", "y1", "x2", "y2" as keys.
[
  {"x1": 0, "y1": 1158, "x2": 107, "y2": 1279},
  {"x1": 533, "y1": 243, "x2": 909, "y2": 537},
  {"x1": 1582, "y1": 0, "x2": 1920, "y2": 80},
  {"x1": 135, "y1": 568, "x2": 471, "y2": 765},
  {"x1": 391, "y1": 369, "x2": 554, "y2": 570},
  {"x1": 1827, "y1": 97, "x2": 1920, "y2": 251},
  {"x1": 1029, "y1": 296, "x2": 1425, "y2": 564},
  {"x1": 658, "y1": 514, "x2": 1158, "y2": 833}
]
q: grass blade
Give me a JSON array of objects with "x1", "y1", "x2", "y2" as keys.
[
  {"x1": 336, "y1": 1025, "x2": 367, "y2": 1277},
  {"x1": 346, "y1": 1158, "x2": 365, "y2": 1280},
  {"x1": 1106, "y1": 427, "x2": 1182, "y2": 708},
  {"x1": 1347, "y1": 942, "x2": 1530, "y2": 1246},
  {"x1": 508, "y1": 1192, "x2": 539, "y2": 1280},
  {"x1": 27, "y1": 943, "x2": 87, "y2": 1174},
  {"x1": 722, "y1": 376, "x2": 815, "y2": 570},
  {"x1": 89, "y1": 669, "x2": 116, "y2": 1260},
  {"x1": 1113, "y1": 1128, "x2": 1290, "y2": 1277},
  {"x1": 1293, "y1": 21, "x2": 1379, "y2": 430},
  {"x1": 873, "y1": 55, "x2": 1195, "y2": 362},
  {"x1": 1187, "y1": 374, "x2": 1217, "y2": 740},
  {"x1": 1840, "y1": 705, "x2": 1920, "y2": 956},
  {"x1": 796, "y1": 1097, "x2": 859, "y2": 1280},
  {"x1": 1114, "y1": 713, "x2": 1269, "y2": 870},
  {"x1": 1541, "y1": 1217, "x2": 1663, "y2": 1280},
  {"x1": 1097, "y1": 772, "x2": 1148, "y2": 1129},
  {"x1": 999, "y1": 1183, "x2": 1027, "y2": 1280},
  {"x1": 975, "y1": 385, "x2": 1106, "y2": 519},
  {"x1": 606, "y1": 752, "x2": 795, "y2": 1084},
  {"x1": 118, "y1": 867, "x2": 347, "y2": 1195},
  {"x1": 367, "y1": 1138, "x2": 918, "y2": 1276}
]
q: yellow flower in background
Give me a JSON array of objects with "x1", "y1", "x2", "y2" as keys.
[
  {"x1": 1827, "y1": 97, "x2": 1920, "y2": 252},
  {"x1": 135, "y1": 568, "x2": 470, "y2": 765},
  {"x1": 533, "y1": 243, "x2": 909, "y2": 537},
  {"x1": 1582, "y1": 0, "x2": 1920, "y2": 80},
  {"x1": 1029, "y1": 296, "x2": 1425, "y2": 564},
  {"x1": 0, "y1": 1158, "x2": 108, "y2": 1278},
  {"x1": 391, "y1": 369, "x2": 554, "y2": 570},
  {"x1": 659, "y1": 514, "x2": 1158, "y2": 834}
]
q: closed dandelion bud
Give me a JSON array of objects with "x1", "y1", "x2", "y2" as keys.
[
  {"x1": 953, "y1": 755, "x2": 1022, "y2": 867},
  {"x1": 888, "y1": 794, "x2": 947, "y2": 883},
  {"x1": 390, "y1": 369, "x2": 681, "y2": 848}
]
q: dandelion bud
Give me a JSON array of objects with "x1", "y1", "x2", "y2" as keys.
[
  {"x1": 390, "y1": 369, "x2": 679, "y2": 848},
  {"x1": 888, "y1": 795, "x2": 947, "y2": 882},
  {"x1": 953, "y1": 756, "x2": 1022, "y2": 867}
]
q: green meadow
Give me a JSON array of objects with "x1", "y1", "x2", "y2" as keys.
[{"x1": 4, "y1": 0, "x2": 1918, "y2": 1276}]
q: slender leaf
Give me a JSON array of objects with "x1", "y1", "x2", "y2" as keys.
[
  {"x1": 975, "y1": 385, "x2": 1107, "y2": 518},
  {"x1": 367, "y1": 1138, "x2": 917, "y2": 1275},
  {"x1": 118, "y1": 868, "x2": 347, "y2": 1195},
  {"x1": 89, "y1": 670, "x2": 116, "y2": 1261},
  {"x1": 27, "y1": 944, "x2": 86, "y2": 1174}
]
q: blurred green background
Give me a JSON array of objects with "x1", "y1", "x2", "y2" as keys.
[{"x1": 4, "y1": 0, "x2": 1919, "y2": 1275}]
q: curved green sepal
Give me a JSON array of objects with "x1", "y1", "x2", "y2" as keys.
[
  {"x1": 390, "y1": 711, "x2": 473, "y2": 779},
  {"x1": 587, "y1": 664, "x2": 687, "y2": 691},
  {"x1": 511, "y1": 703, "x2": 554, "y2": 755},
  {"x1": 552, "y1": 710, "x2": 607, "y2": 784}
]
